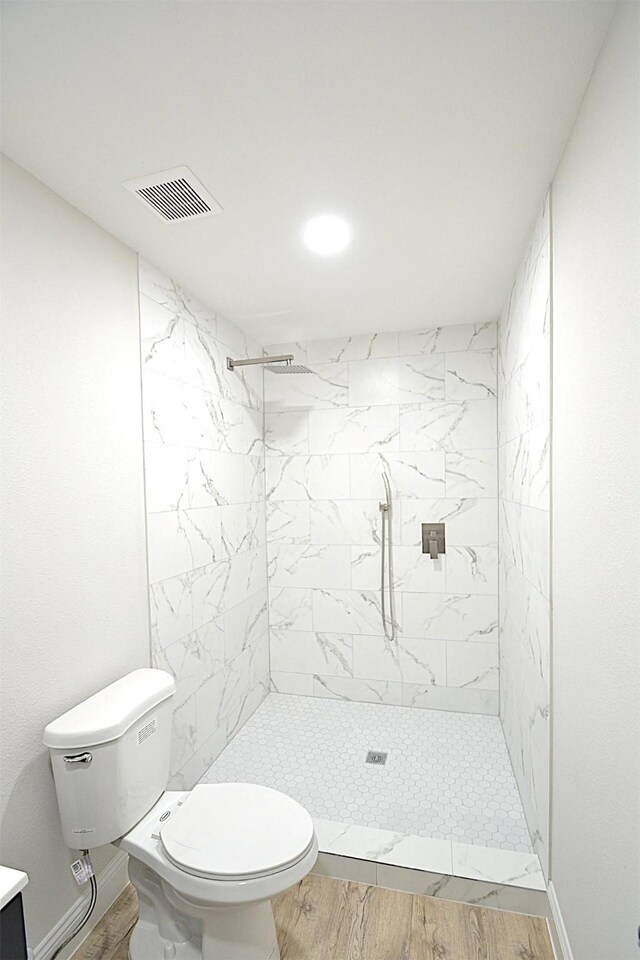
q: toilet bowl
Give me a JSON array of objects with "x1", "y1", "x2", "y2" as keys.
[
  {"x1": 116, "y1": 784, "x2": 318, "y2": 959},
  {"x1": 43, "y1": 669, "x2": 318, "y2": 960}
]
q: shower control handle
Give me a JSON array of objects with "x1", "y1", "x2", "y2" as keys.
[{"x1": 422, "y1": 523, "x2": 445, "y2": 560}]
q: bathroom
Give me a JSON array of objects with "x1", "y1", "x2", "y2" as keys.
[{"x1": 0, "y1": 2, "x2": 638, "y2": 959}]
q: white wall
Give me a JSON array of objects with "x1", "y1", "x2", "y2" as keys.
[
  {"x1": 265, "y1": 326, "x2": 500, "y2": 713},
  {"x1": 0, "y1": 157, "x2": 150, "y2": 946},
  {"x1": 498, "y1": 197, "x2": 551, "y2": 877},
  {"x1": 550, "y1": 4, "x2": 640, "y2": 958},
  {"x1": 140, "y1": 261, "x2": 269, "y2": 788}
]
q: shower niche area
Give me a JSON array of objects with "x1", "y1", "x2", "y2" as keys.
[{"x1": 141, "y1": 198, "x2": 550, "y2": 915}]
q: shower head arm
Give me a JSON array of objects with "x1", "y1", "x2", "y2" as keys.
[{"x1": 226, "y1": 354, "x2": 293, "y2": 371}]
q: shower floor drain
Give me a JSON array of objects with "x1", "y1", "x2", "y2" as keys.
[{"x1": 366, "y1": 751, "x2": 387, "y2": 765}]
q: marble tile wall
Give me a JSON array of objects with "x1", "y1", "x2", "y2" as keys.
[
  {"x1": 139, "y1": 260, "x2": 269, "y2": 788},
  {"x1": 265, "y1": 322, "x2": 500, "y2": 713},
  {"x1": 498, "y1": 196, "x2": 551, "y2": 877}
]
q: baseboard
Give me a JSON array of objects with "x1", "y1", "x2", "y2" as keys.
[
  {"x1": 31, "y1": 851, "x2": 129, "y2": 960},
  {"x1": 547, "y1": 880, "x2": 574, "y2": 960}
]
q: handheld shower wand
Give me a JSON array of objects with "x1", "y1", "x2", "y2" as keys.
[{"x1": 379, "y1": 471, "x2": 397, "y2": 642}]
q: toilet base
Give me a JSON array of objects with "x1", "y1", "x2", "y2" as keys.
[
  {"x1": 128, "y1": 856, "x2": 281, "y2": 960},
  {"x1": 202, "y1": 902, "x2": 280, "y2": 960}
]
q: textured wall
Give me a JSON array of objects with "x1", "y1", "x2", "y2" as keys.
[
  {"x1": 0, "y1": 157, "x2": 149, "y2": 945},
  {"x1": 498, "y1": 197, "x2": 551, "y2": 877},
  {"x1": 550, "y1": 3, "x2": 640, "y2": 956},
  {"x1": 140, "y1": 261, "x2": 269, "y2": 788},
  {"x1": 265, "y1": 325, "x2": 499, "y2": 713}
]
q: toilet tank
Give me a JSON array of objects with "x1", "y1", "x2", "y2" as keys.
[{"x1": 43, "y1": 669, "x2": 175, "y2": 849}]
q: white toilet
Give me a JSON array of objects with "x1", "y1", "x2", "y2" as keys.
[{"x1": 43, "y1": 668, "x2": 318, "y2": 960}]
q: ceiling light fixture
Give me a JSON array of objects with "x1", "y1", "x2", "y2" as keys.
[{"x1": 302, "y1": 214, "x2": 352, "y2": 256}]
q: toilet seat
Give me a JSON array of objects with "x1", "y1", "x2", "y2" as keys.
[{"x1": 160, "y1": 783, "x2": 315, "y2": 882}]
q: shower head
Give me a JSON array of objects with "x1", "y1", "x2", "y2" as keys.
[
  {"x1": 264, "y1": 363, "x2": 312, "y2": 374},
  {"x1": 226, "y1": 353, "x2": 311, "y2": 373}
]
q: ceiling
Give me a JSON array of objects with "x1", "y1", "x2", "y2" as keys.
[{"x1": 1, "y1": 1, "x2": 612, "y2": 344}]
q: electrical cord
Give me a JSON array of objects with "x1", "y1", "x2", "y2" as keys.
[{"x1": 50, "y1": 851, "x2": 97, "y2": 960}]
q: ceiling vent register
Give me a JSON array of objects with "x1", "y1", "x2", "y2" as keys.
[{"x1": 122, "y1": 166, "x2": 223, "y2": 222}]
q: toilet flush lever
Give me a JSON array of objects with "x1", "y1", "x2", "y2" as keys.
[
  {"x1": 63, "y1": 752, "x2": 92, "y2": 766},
  {"x1": 422, "y1": 523, "x2": 445, "y2": 560}
]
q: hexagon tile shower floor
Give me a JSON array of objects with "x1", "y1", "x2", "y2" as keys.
[{"x1": 203, "y1": 694, "x2": 533, "y2": 852}]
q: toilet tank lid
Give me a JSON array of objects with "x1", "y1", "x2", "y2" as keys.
[{"x1": 43, "y1": 669, "x2": 175, "y2": 749}]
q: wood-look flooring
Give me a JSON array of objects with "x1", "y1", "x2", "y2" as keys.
[{"x1": 72, "y1": 874, "x2": 554, "y2": 960}]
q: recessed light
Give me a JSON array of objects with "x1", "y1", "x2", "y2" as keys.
[{"x1": 302, "y1": 214, "x2": 352, "y2": 256}]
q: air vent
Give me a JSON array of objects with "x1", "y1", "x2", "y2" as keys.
[{"x1": 123, "y1": 166, "x2": 222, "y2": 222}]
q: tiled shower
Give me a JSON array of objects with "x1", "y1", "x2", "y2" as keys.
[{"x1": 140, "y1": 196, "x2": 550, "y2": 908}]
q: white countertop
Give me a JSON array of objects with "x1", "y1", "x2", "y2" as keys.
[{"x1": 0, "y1": 865, "x2": 28, "y2": 910}]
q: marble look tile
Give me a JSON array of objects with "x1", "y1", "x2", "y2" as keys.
[
  {"x1": 310, "y1": 500, "x2": 392, "y2": 546},
  {"x1": 445, "y1": 449, "x2": 497, "y2": 498},
  {"x1": 348, "y1": 451, "x2": 445, "y2": 499},
  {"x1": 149, "y1": 573, "x2": 193, "y2": 651},
  {"x1": 269, "y1": 587, "x2": 313, "y2": 631},
  {"x1": 375, "y1": 865, "x2": 548, "y2": 914},
  {"x1": 352, "y1": 635, "x2": 446, "y2": 686},
  {"x1": 140, "y1": 260, "x2": 217, "y2": 335},
  {"x1": 351, "y1": 545, "x2": 445, "y2": 593},
  {"x1": 306, "y1": 332, "x2": 399, "y2": 363},
  {"x1": 144, "y1": 442, "x2": 191, "y2": 513},
  {"x1": 500, "y1": 424, "x2": 549, "y2": 510},
  {"x1": 168, "y1": 695, "x2": 197, "y2": 777},
  {"x1": 499, "y1": 500, "x2": 549, "y2": 599},
  {"x1": 169, "y1": 724, "x2": 227, "y2": 790},
  {"x1": 315, "y1": 821, "x2": 453, "y2": 874},
  {"x1": 147, "y1": 509, "x2": 220, "y2": 583},
  {"x1": 140, "y1": 295, "x2": 186, "y2": 380},
  {"x1": 266, "y1": 500, "x2": 311, "y2": 544},
  {"x1": 401, "y1": 498, "x2": 497, "y2": 547},
  {"x1": 312, "y1": 675, "x2": 403, "y2": 705},
  {"x1": 219, "y1": 502, "x2": 261, "y2": 556},
  {"x1": 141, "y1": 260, "x2": 268, "y2": 784},
  {"x1": 308, "y1": 406, "x2": 399, "y2": 454},
  {"x1": 398, "y1": 322, "x2": 497, "y2": 357},
  {"x1": 270, "y1": 671, "x2": 315, "y2": 696},
  {"x1": 400, "y1": 593, "x2": 498, "y2": 643},
  {"x1": 445, "y1": 350, "x2": 497, "y2": 401},
  {"x1": 447, "y1": 641, "x2": 499, "y2": 690},
  {"x1": 348, "y1": 356, "x2": 444, "y2": 406},
  {"x1": 190, "y1": 556, "x2": 247, "y2": 627},
  {"x1": 183, "y1": 322, "x2": 233, "y2": 398},
  {"x1": 446, "y1": 545, "x2": 498, "y2": 595},
  {"x1": 246, "y1": 545, "x2": 268, "y2": 597},
  {"x1": 399, "y1": 399, "x2": 497, "y2": 452},
  {"x1": 216, "y1": 314, "x2": 255, "y2": 357},
  {"x1": 264, "y1": 410, "x2": 309, "y2": 456},
  {"x1": 153, "y1": 621, "x2": 224, "y2": 709},
  {"x1": 244, "y1": 455, "x2": 264, "y2": 504},
  {"x1": 499, "y1": 198, "x2": 551, "y2": 884},
  {"x1": 266, "y1": 341, "x2": 309, "y2": 363},
  {"x1": 265, "y1": 362, "x2": 348, "y2": 411},
  {"x1": 271, "y1": 629, "x2": 353, "y2": 677},
  {"x1": 186, "y1": 449, "x2": 245, "y2": 508},
  {"x1": 143, "y1": 371, "x2": 199, "y2": 448},
  {"x1": 312, "y1": 852, "x2": 377, "y2": 885},
  {"x1": 266, "y1": 454, "x2": 350, "y2": 501},
  {"x1": 499, "y1": 338, "x2": 549, "y2": 445},
  {"x1": 401, "y1": 684, "x2": 498, "y2": 715},
  {"x1": 312, "y1": 589, "x2": 384, "y2": 635},
  {"x1": 268, "y1": 544, "x2": 352, "y2": 589},
  {"x1": 224, "y1": 591, "x2": 268, "y2": 661},
  {"x1": 451, "y1": 843, "x2": 545, "y2": 890}
]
